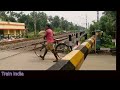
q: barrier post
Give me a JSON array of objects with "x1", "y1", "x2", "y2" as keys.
[
  {"x1": 85, "y1": 33, "x2": 87, "y2": 40},
  {"x1": 76, "y1": 33, "x2": 78, "y2": 45},
  {"x1": 69, "y1": 35, "x2": 72, "y2": 50}
]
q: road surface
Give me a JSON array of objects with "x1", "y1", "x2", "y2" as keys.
[{"x1": 80, "y1": 54, "x2": 116, "y2": 70}]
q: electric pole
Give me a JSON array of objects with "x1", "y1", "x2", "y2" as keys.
[
  {"x1": 86, "y1": 14, "x2": 87, "y2": 29},
  {"x1": 33, "y1": 11, "x2": 36, "y2": 36},
  {"x1": 95, "y1": 11, "x2": 99, "y2": 53},
  {"x1": 97, "y1": 11, "x2": 99, "y2": 22},
  {"x1": 88, "y1": 22, "x2": 89, "y2": 28}
]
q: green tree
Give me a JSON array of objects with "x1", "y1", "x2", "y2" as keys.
[
  {"x1": 99, "y1": 11, "x2": 116, "y2": 37},
  {"x1": 52, "y1": 16, "x2": 60, "y2": 28},
  {"x1": 88, "y1": 11, "x2": 116, "y2": 48},
  {"x1": 37, "y1": 12, "x2": 47, "y2": 30},
  {"x1": 0, "y1": 11, "x2": 8, "y2": 21}
]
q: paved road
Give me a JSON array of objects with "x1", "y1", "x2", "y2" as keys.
[
  {"x1": 0, "y1": 50, "x2": 59, "y2": 70},
  {"x1": 80, "y1": 54, "x2": 116, "y2": 70},
  {"x1": 0, "y1": 50, "x2": 116, "y2": 70},
  {"x1": 0, "y1": 42, "x2": 116, "y2": 70}
]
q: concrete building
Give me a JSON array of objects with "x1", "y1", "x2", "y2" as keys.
[{"x1": 0, "y1": 21, "x2": 25, "y2": 39}]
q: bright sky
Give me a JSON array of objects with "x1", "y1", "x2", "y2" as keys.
[{"x1": 14, "y1": 11, "x2": 104, "y2": 28}]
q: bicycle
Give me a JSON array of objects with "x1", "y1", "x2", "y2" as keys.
[{"x1": 33, "y1": 39, "x2": 72, "y2": 59}]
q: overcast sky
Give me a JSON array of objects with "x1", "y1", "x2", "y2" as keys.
[{"x1": 14, "y1": 11, "x2": 104, "y2": 27}]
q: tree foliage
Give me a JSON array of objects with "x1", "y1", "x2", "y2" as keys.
[
  {"x1": 0, "y1": 11, "x2": 85, "y2": 34},
  {"x1": 88, "y1": 11, "x2": 116, "y2": 48},
  {"x1": 89, "y1": 11, "x2": 116, "y2": 38}
]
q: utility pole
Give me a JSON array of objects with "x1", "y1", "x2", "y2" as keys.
[
  {"x1": 88, "y1": 22, "x2": 89, "y2": 28},
  {"x1": 95, "y1": 11, "x2": 99, "y2": 53},
  {"x1": 97, "y1": 11, "x2": 99, "y2": 21},
  {"x1": 86, "y1": 14, "x2": 87, "y2": 29},
  {"x1": 33, "y1": 11, "x2": 36, "y2": 36}
]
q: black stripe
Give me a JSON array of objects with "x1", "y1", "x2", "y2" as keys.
[
  {"x1": 80, "y1": 45, "x2": 88, "y2": 60},
  {"x1": 61, "y1": 61, "x2": 75, "y2": 70},
  {"x1": 47, "y1": 60, "x2": 75, "y2": 70}
]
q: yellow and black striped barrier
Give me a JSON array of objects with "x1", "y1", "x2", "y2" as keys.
[{"x1": 48, "y1": 35, "x2": 95, "y2": 70}]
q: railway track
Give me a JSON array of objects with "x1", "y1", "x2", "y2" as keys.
[
  {"x1": 0, "y1": 32, "x2": 75, "y2": 60},
  {"x1": 0, "y1": 32, "x2": 72, "y2": 51}
]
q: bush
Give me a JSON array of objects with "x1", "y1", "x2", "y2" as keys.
[
  {"x1": 97, "y1": 33, "x2": 115, "y2": 48},
  {"x1": 101, "y1": 33, "x2": 112, "y2": 45}
]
